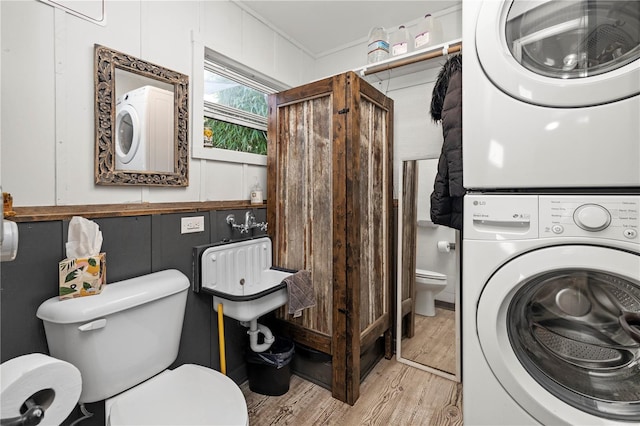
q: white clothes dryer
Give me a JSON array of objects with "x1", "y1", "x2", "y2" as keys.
[
  {"x1": 463, "y1": 1, "x2": 640, "y2": 189},
  {"x1": 463, "y1": 193, "x2": 640, "y2": 425},
  {"x1": 115, "y1": 85, "x2": 174, "y2": 172}
]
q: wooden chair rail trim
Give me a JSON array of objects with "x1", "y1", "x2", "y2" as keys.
[
  {"x1": 8, "y1": 199, "x2": 399, "y2": 223},
  {"x1": 7, "y1": 200, "x2": 264, "y2": 223}
]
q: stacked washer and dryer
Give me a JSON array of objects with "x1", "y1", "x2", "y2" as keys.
[{"x1": 462, "y1": 1, "x2": 640, "y2": 425}]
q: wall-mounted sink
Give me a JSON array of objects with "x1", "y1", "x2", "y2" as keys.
[{"x1": 199, "y1": 237, "x2": 293, "y2": 322}]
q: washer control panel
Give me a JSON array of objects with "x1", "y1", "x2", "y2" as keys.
[
  {"x1": 464, "y1": 194, "x2": 539, "y2": 240},
  {"x1": 465, "y1": 194, "x2": 639, "y2": 242},
  {"x1": 540, "y1": 195, "x2": 639, "y2": 242}
]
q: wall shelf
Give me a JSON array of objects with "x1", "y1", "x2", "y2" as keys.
[{"x1": 354, "y1": 38, "x2": 462, "y2": 82}]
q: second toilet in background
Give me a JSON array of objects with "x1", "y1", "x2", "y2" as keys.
[{"x1": 415, "y1": 268, "x2": 447, "y2": 316}]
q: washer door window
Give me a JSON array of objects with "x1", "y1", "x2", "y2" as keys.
[
  {"x1": 115, "y1": 104, "x2": 140, "y2": 166},
  {"x1": 476, "y1": 0, "x2": 640, "y2": 106},
  {"x1": 477, "y1": 245, "x2": 640, "y2": 424}
]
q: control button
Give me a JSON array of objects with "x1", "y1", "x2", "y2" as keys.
[
  {"x1": 551, "y1": 224, "x2": 564, "y2": 234},
  {"x1": 574, "y1": 204, "x2": 611, "y2": 231},
  {"x1": 624, "y1": 229, "x2": 638, "y2": 239}
]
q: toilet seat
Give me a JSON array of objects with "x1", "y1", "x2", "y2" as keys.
[
  {"x1": 416, "y1": 269, "x2": 446, "y2": 281},
  {"x1": 108, "y1": 364, "x2": 248, "y2": 426}
]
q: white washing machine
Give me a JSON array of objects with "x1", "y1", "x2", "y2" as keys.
[
  {"x1": 115, "y1": 85, "x2": 174, "y2": 172},
  {"x1": 463, "y1": 193, "x2": 640, "y2": 425},
  {"x1": 463, "y1": 1, "x2": 640, "y2": 189}
]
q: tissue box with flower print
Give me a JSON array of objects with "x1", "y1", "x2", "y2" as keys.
[{"x1": 59, "y1": 253, "x2": 106, "y2": 300}]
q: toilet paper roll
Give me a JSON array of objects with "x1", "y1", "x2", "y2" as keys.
[
  {"x1": 1, "y1": 219, "x2": 18, "y2": 262},
  {"x1": 1, "y1": 353, "x2": 82, "y2": 426},
  {"x1": 437, "y1": 241, "x2": 453, "y2": 253}
]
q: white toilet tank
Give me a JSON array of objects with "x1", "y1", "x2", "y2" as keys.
[{"x1": 36, "y1": 269, "x2": 189, "y2": 403}]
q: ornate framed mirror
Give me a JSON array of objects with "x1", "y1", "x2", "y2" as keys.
[{"x1": 94, "y1": 44, "x2": 189, "y2": 186}]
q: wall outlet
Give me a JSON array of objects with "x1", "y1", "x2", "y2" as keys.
[{"x1": 181, "y1": 216, "x2": 205, "y2": 234}]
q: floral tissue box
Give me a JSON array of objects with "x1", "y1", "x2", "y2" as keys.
[{"x1": 59, "y1": 253, "x2": 107, "y2": 300}]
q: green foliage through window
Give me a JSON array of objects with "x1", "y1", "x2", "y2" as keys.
[
  {"x1": 203, "y1": 61, "x2": 272, "y2": 156},
  {"x1": 203, "y1": 118, "x2": 267, "y2": 155}
]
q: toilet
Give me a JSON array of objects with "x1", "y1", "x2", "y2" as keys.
[
  {"x1": 36, "y1": 269, "x2": 248, "y2": 426},
  {"x1": 415, "y1": 269, "x2": 447, "y2": 317}
]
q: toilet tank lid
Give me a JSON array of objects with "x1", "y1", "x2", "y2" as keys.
[
  {"x1": 36, "y1": 269, "x2": 189, "y2": 324},
  {"x1": 416, "y1": 269, "x2": 447, "y2": 280}
]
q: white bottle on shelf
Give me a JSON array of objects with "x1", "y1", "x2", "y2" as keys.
[
  {"x1": 367, "y1": 26, "x2": 389, "y2": 64},
  {"x1": 250, "y1": 177, "x2": 263, "y2": 205},
  {"x1": 414, "y1": 14, "x2": 442, "y2": 50},
  {"x1": 390, "y1": 25, "x2": 412, "y2": 57}
]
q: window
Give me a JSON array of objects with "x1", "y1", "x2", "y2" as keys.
[{"x1": 202, "y1": 49, "x2": 287, "y2": 162}]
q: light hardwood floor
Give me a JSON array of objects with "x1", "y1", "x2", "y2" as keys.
[
  {"x1": 401, "y1": 307, "x2": 457, "y2": 374},
  {"x1": 241, "y1": 356, "x2": 462, "y2": 425}
]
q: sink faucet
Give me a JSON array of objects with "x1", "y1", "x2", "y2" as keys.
[
  {"x1": 244, "y1": 211, "x2": 268, "y2": 232},
  {"x1": 226, "y1": 211, "x2": 268, "y2": 234}
]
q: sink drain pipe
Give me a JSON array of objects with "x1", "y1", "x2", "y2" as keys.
[{"x1": 242, "y1": 319, "x2": 275, "y2": 353}]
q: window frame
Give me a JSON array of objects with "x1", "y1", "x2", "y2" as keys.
[{"x1": 192, "y1": 44, "x2": 288, "y2": 165}]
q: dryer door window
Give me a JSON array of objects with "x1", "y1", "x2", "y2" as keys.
[
  {"x1": 119, "y1": 114, "x2": 134, "y2": 154},
  {"x1": 475, "y1": 0, "x2": 640, "y2": 106},
  {"x1": 508, "y1": 269, "x2": 640, "y2": 421},
  {"x1": 506, "y1": 1, "x2": 640, "y2": 79}
]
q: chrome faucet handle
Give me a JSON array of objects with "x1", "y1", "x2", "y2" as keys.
[
  {"x1": 258, "y1": 222, "x2": 268, "y2": 231},
  {"x1": 245, "y1": 211, "x2": 256, "y2": 227},
  {"x1": 226, "y1": 214, "x2": 249, "y2": 234}
]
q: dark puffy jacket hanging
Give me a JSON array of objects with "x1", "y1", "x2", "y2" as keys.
[{"x1": 429, "y1": 54, "x2": 463, "y2": 230}]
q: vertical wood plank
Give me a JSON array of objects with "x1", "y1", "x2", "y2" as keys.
[
  {"x1": 274, "y1": 96, "x2": 334, "y2": 335},
  {"x1": 402, "y1": 161, "x2": 418, "y2": 338},
  {"x1": 267, "y1": 93, "x2": 278, "y2": 249},
  {"x1": 385, "y1": 94, "x2": 394, "y2": 360},
  {"x1": 344, "y1": 72, "x2": 361, "y2": 405},
  {"x1": 309, "y1": 96, "x2": 334, "y2": 334},
  {"x1": 332, "y1": 72, "x2": 349, "y2": 403}
]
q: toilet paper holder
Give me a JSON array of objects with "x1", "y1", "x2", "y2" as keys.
[
  {"x1": 0, "y1": 396, "x2": 45, "y2": 426},
  {"x1": 437, "y1": 241, "x2": 456, "y2": 253}
]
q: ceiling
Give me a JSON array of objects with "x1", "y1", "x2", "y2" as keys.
[{"x1": 235, "y1": 1, "x2": 460, "y2": 57}]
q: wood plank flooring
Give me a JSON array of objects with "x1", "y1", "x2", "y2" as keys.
[
  {"x1": 401, "y1": 308, "x2": 456, "y2": 374},
  {"x1": 241, "y1": 356, "x2": 463, "y2": 425}
]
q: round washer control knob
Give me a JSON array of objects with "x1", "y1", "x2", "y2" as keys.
[{"x1": 573, "y1": 204, "x2": 611, "y2": 231}]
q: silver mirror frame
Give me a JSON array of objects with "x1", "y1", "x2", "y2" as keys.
[{"x1": 94, "y1": 44, "x2": 189, "y2": 186}]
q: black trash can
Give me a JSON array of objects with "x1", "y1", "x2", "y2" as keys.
[{"x1": 246, "y1": 337, "x2": 295, "y2": 396}]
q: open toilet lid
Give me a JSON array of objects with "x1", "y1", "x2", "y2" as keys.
[{"x1": 109, "y1": 364, "x2": 248, "y2": 426}]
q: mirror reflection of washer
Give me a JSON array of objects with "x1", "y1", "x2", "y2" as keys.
[
  {"x1": 115, "y1": 85, "x2": 174, "y2": 172},
  {"x1": 463, "y1": 194, "x2": 640, "y2": 425}
]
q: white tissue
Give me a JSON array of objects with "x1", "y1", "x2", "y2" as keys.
[{"x1": 66, "y1": 216, "x2": 103, "y2": 258}]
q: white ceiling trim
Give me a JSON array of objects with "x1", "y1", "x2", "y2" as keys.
[{"x1": 233, "y1": 1, "x2": 461, "y2": 60}]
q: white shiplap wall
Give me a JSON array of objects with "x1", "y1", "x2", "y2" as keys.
[{"x1": 0, "y1": 0, "x2": 313, "y2": 206}]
